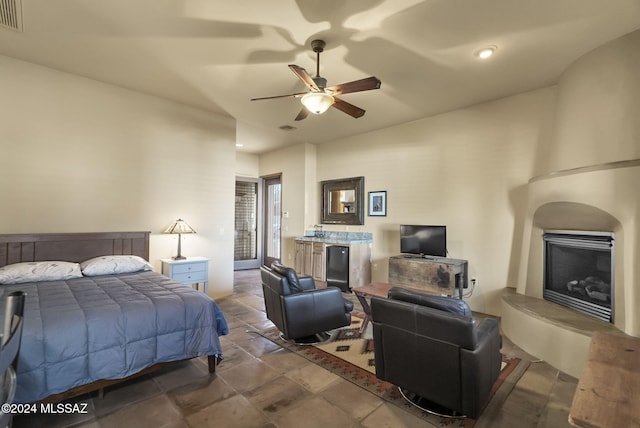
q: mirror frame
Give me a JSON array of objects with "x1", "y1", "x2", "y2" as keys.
[{"x1": 321, "y1": 176, "x2": 365, "y2": 225}]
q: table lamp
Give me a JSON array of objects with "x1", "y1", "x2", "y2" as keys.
[{"x1": 163, "y1": 218, "x2": 196, "y2": 260}]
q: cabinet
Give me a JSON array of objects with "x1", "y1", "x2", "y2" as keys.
[
  {"x1": 311, "y1": 243, "x2": 325, "y2": 282},
  {"x1": 388, "y1": 255, "x2": 467, "y2": 298},
  {"x1": 295, "y1": 240, "x2": 315, "y2": 278},
  {"x1": 294, "y1": 238, "x2": 371, "y2": 289},
  {"x1": 161, "y1": 256, "x2": 209, "y2": 294},
  {"x1": 303, "y1": 241, "x2": 313, "y2": 277},
  {"x1": 294, "y1": 241, "x2": 305, "y2": 273},
  {"x1": 294, "y1": 240, "x2": 315, "y2": 276}
]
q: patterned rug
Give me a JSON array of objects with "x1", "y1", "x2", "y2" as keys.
[{"x1": 259, "y1": 314, "x2": 529, "y2": 427}]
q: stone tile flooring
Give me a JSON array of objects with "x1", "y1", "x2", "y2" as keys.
[{"x1": 14, "y1": 269, "x2": 579, "y2": 428}]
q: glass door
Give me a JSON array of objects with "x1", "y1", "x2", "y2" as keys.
[
  {"x1": 234, "y1": 178, "x2": 262, "y2": 270},
  {"x1": 263, "y1": 174, "x2": 282, "y2": 267}
]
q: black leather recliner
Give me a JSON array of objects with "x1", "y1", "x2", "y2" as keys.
[
  {"x1": 371, "y1": 287, "x2": 502, "y2": 418},
  {"x1": 260, "y1": 262, "x2": 354, "y2": 342}
]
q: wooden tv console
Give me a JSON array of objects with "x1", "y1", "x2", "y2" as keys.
[{"x1": 388, "y1": 255, "x2": 468, "y2": 299}]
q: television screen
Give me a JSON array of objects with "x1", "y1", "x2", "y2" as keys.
[{"x1": 400, "y1": 225, "x2": 447, "y2": 257}]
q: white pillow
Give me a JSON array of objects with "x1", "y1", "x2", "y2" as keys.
[
  {"x1": 80, "y1": 255, "x2": 153, "y2": 276},
  {"x1": 0, "y1": 261, "x2": 83, "y2": 284}
]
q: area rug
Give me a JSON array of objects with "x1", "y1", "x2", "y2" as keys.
[{"x1": 258, "y1": 314, "x2": 529, "y2": 427}]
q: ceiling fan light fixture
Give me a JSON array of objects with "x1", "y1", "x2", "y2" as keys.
[
  {"x1": 476, "y1": 46, "x2": 497, "y2": 59},
  {"x1": 301, "y1": 92, "x2": 335, "y2": 115}
]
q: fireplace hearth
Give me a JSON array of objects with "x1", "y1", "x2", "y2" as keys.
[{"x1": 543, "y1": 231, "x2": 614, "y2": 322}]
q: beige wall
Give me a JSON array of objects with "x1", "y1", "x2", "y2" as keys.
[
  {"x1": 259, "y1": 143, "x2": 317, "y2": 267},
  {"x1": 235, "y1": 151, "x2": 260, "y2": 178},
  {"x1": 0, "y1": 55, "x2": 237, "y2": 299},
  {"x1": 502, "y1": 29, "x2": 640, "y2": 377},
  {"x1": 253, "y1": 30, "x2": 639, "y2": 324},
  {"x1": 312, "y1": 88, "x2": 556, "y2": 314},
  {"x1": 516, "y1": 29, "x2": 640, "y2": 336},
  {"x1": 253, "y1": 89, "x2": 557, "y2": 316},
  {"x1": 544, "y1": 30, "x2": 640, "y2": 173}
]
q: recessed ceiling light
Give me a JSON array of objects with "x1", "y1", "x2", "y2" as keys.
[
  {"x1": 476, "y1": 46, "x2": 497, "y2": 59},
  {"x1": 235, "y1": 143, "x2": 244, "y2": 148}
]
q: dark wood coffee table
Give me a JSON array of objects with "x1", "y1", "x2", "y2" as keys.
[{"x1": 352, "y1": 282, "x2": 441, "y2": 334}]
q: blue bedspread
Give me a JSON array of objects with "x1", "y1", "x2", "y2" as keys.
[{"x1": 0, "y1": 271, "x2": 229, "y2": 403}]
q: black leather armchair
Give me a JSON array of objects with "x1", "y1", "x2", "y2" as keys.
[
  {"x1": 260, "y1": 262, "x2": 354, "y2": 342},
  {"x1": 371, "y1": 287, "x2": 501, "y2": 418}
]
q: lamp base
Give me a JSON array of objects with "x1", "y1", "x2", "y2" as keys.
[{"x1": 172, "y1": 255, "x2": 187, "y2": 260}]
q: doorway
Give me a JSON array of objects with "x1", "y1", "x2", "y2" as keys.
[
  {"x1": 234, "y1": 178, "x2": 262, "y2": 270},
  {"x1": 263, "y1": 174, "x2": 282, "y2": 267}
]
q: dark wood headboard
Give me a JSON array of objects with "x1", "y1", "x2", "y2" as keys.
[{"x1": 0, "y1": 232, "x2": 150, "y2": 267}]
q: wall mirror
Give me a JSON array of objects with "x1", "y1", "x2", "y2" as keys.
[{"x1": 321, "y1": 176, "x2": 365, "y2": 225}]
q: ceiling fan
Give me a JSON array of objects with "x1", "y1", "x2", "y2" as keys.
[{"x1": 250, "y1": 39, "x2": 382, "y2": 121}]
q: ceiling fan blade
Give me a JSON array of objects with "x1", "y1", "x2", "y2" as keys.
[
  {"x1": 289, "y1": 64, "x2": 320, "y2": 91},
  {"x1": 332, "y1": 97, "x2": 366, "y2": 118},
  {"x1": 250, "y1": 92, "x2": 307, "y2": 101},
  {"x1": 294, "y1": 107, "x2": 309, "y2": 121},
  {"x1": 326, "y1": 76, "x2": 381, "y2": 96}
]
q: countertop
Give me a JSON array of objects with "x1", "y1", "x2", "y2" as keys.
[{"x1": 295, "y1": 231, "x2": 373, "y2": 245}]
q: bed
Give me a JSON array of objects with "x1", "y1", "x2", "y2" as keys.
[{"x1": 0, "y1": 231, "x2": 229, "y2": 404}]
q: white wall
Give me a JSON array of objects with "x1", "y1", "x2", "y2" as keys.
[{"x1": 0, "y1": 55, "x2": 237, "y2": 299}]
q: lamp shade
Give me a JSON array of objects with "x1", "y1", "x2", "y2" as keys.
[
  {"x1": 163, "y1": 218, "x2": 196, "y2": 235},
  {"x1": 301, "y1": 92, "x2": 335, "y2": 115},
  {"x1": 163, "y1": 219, "x2": 195, "y2": 260}
]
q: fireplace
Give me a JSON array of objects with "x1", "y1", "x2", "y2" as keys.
[{"x1": 543, "y1": 231, "x2": 614, "y2": 322}]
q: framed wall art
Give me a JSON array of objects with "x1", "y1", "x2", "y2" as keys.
[{"x1": 368, "y1": 191, "x2": 387, "y2": 216}]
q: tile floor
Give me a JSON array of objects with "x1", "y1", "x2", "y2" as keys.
[{"x1": 14, "y1": 269, "x2": 579, "y2": 428}]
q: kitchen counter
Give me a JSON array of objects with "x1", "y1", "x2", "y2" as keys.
[
  {"x1": 295, "y1": 231, "x2": 373, "y2": 245},
  {"x1": 294, "y1": 231, "x2": 372, "y2": 287}
]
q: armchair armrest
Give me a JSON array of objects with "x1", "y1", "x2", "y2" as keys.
[
  {"x1": 460, "y1": 317, "x2": 502, "y2": 418},
  {"x1": 477, "y1": 318, "x2": 501, "y2": 349},
  {"x1": 298, "y1": 275, "x2": 316, "y2": 291},
  {"x1": 465, "y1": 318, "x2": 501, "y2": 363}
]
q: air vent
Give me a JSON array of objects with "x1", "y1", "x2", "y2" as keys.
[
  {"x1": 0, "y1": 0, "x2": 23, "y2": 32},
  {"x1": 279, "y1": 125, "x2": 297, "y2": 131}
]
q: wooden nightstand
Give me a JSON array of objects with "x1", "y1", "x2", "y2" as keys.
[{"x1": 161, "y1": 256, "x2": 209, "y2": 293}]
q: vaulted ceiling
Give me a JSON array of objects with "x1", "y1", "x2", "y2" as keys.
[{"x1": 2, "y1": 0, "x2": 639, "y2": 153}]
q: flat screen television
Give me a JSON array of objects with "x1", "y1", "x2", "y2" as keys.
[{"x1": 400, "y1": 225, "x2": 447, "y2": 257}]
